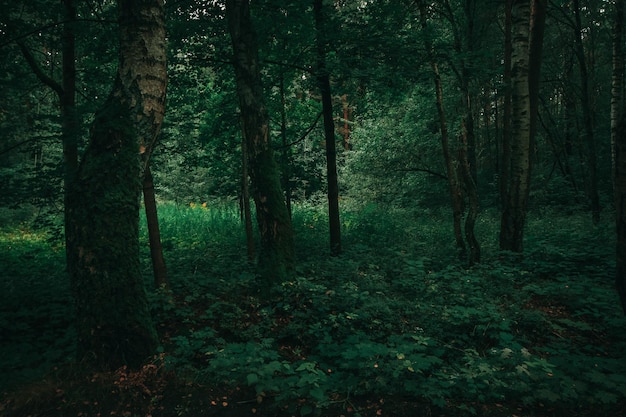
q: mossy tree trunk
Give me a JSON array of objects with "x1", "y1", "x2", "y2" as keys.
[
  {"x1": 226, "y1": 0, "x2": 295, "y2": 286},
  {"x1": 66, "y1": 0, "x2": 166, "y2": 370}
]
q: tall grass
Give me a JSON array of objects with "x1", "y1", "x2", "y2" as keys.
[
  {"x1": 141, "y1": 201, "x2": 244, "y2": 248},
  {"x1": 142, "y1": 200, "x2": 616, "y2": 270}
]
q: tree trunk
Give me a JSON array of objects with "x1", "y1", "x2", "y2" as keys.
[
  {"x1": 66, "y1": 0, "x2": 166, "y2": 370},
  {"x1": 563, "y1": 56, "x2": 576, "y2": 157},
  {"x1": 241, "y1": 127, "x2": 255, "y2": 263},
  {"x1": 611, "y1": 0, "x2": 624, "y2": 181},
  {"x1": 499, "y1": 0, "x2": 513, "y2": 209},
  {"x1": 573, "y1": 0, "x2": 600, "y2": 224},
  {"x1": 143, "y1": 165, "x2": 168, "y2": 288},
  {"x1": 419, "y1": 2, "x2": 465, "y2": 256},
  {"x1": 17, "y1": 0, "x2": 80, "y2": 273},
  {"x1": 500, "y1": 0, "x2": 531, "y2": 252},
  {"x1": 61, "y1": 0, "x2": 80, "y2": 275},
  {"x1": 454, "y1": 0, "x2": 483, "y2": 266},
  {"x1": 314, "y1": 0, "x2": 342, "y2": 256},
  {"x1": 616, "y1": 116, "x2": 626, "y2": 314},
  {"x1": 460, "y1": 122, "x2": 480, "y2": 265},
  {"x1": 61, "y1": 0, "x2": 78, "y2": 184},
  {"x1": 226, "y1": 0, "x2": 295, "y2": 285},
  {"x1": 461, "y1": 0, "x2": 478, "y2": 185},
  {"x1": 279, "y1": 75, "x2": 293, "y2": 219},
  {"x1": 528, "y1": 0, "x2": 546, "y2": 147},
  {"x1": 612, "y1": 0, "x2": 626, "y2": 314}
]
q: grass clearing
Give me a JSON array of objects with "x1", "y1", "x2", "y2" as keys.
[{"x1": 1, "y1": 203, "x2": 625, "y2": 416}]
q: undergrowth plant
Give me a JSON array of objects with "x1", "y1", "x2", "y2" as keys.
[
  {"x1": 0, "y1": 228, "x2": 74, "y2": 393},
  {"x1": 145, "y1": 202, "x2": 626, "y2": 416},
  {"x1": 2, "y1": 202, "x2": 625, "y2": 417}
]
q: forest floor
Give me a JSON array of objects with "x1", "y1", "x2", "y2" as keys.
[{"x1": 1, "y1": 203, "x2": 626, "y2": 417}]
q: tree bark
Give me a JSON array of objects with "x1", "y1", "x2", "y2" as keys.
[
  {"x1": 226, "y1": 0, "x2": 295, "y2": 285},
  {"x1": 314, "y1": 0, "x2": 342, "y2": 256},
  {"x1": 500, "y1": 0, "x2": 531, "y2": 252},
  {"x1": 143, "y1": 165, "x2": 168, "y2": 288},
  {"x1": 66, "y1": 0, "x2": 166, "y2": 370}
]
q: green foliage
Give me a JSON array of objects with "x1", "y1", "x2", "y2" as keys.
[
  {"x1": 143, "y1": 204, "x2": 626, "y2": 415},
  {"x1": 344, "y1": 88, "x2": 449, "y2": 208},
  {"x1": 3, "y1": 203, "x2": 626, "y2": 416},
  {"x1": 0, "y1": 229, "x2": 74, "y2": 392}
]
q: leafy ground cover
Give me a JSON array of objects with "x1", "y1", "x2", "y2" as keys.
[{"x1": 1, "y1": 203, "x2": 625, "y2": 416}]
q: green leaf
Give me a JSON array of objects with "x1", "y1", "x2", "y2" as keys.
[{"x1": 247, "y1": 373, "x2": 259, "y2": 385}]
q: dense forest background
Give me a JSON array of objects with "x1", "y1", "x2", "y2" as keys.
[{"x1": 1, "y1": 0, "x2": 626, "y2": 416}]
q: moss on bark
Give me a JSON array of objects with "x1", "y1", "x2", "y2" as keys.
[{"x1": 67, "y1": 90, "x2": 158, "y2": 370}]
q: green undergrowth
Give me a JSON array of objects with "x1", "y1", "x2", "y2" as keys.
[
  {"x1": 0, "y1": 228, "x2": 74, "y2": 392},
  {"x1": 1, "y1": 203, "x2": 625, "y2": 416}
]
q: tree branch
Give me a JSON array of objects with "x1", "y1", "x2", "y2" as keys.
[
  {"x1": 262, "y1": 58, "x2": 314, "y2": 74},
  {"x1": 17, "y1": 41, "x2": 64, "y2": 98},
  {"x1": 273, "y1": 111, "x2": 323, "y2": 150},
  {"x1": 0, "y1": 136, "x2": 57, "y2": 156},
  {"x1": 0, "y1": 18, "x2": 115, "y2": 49},
  {"x1": 394, "y1": 167, "x2": 448, "y2": 180}
]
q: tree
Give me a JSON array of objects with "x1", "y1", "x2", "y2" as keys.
[
  {"x1": 499, "y1": 0, "x2": 513, "y2": 208},
  {"x1": 313, "y1": 0, "x2": 342, "y2": 256},
  {"x1": 616, "y1": 121, "x2": 626, "y2": 316},
  {"x1": 572, "y1": 0, "x2": 600, "y2": 224},
  {"x1": 611, "y1": 0, "x2": 624, "y2": 183},
  {"x1": 500, "y1": 0, "x2": 531, "y2": 252},
  {"x1": 419, "y1": 1, "x2": 466, "y2": 256},
  {"x1": 143, "y1": 165, "x2": 168, "y2": 288},
  {"x1": 612, "y1": 0, "x2": 626, "y2": 313},
  {"x1": 12, "y1": 0, "x2": 80, "y2": 248},
  {"x1": 65, "y1": 0, "x2": 166, "y2": 369},
  {"x1": 226, "y1": 0, "x2": 295, "y2": 287}
]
